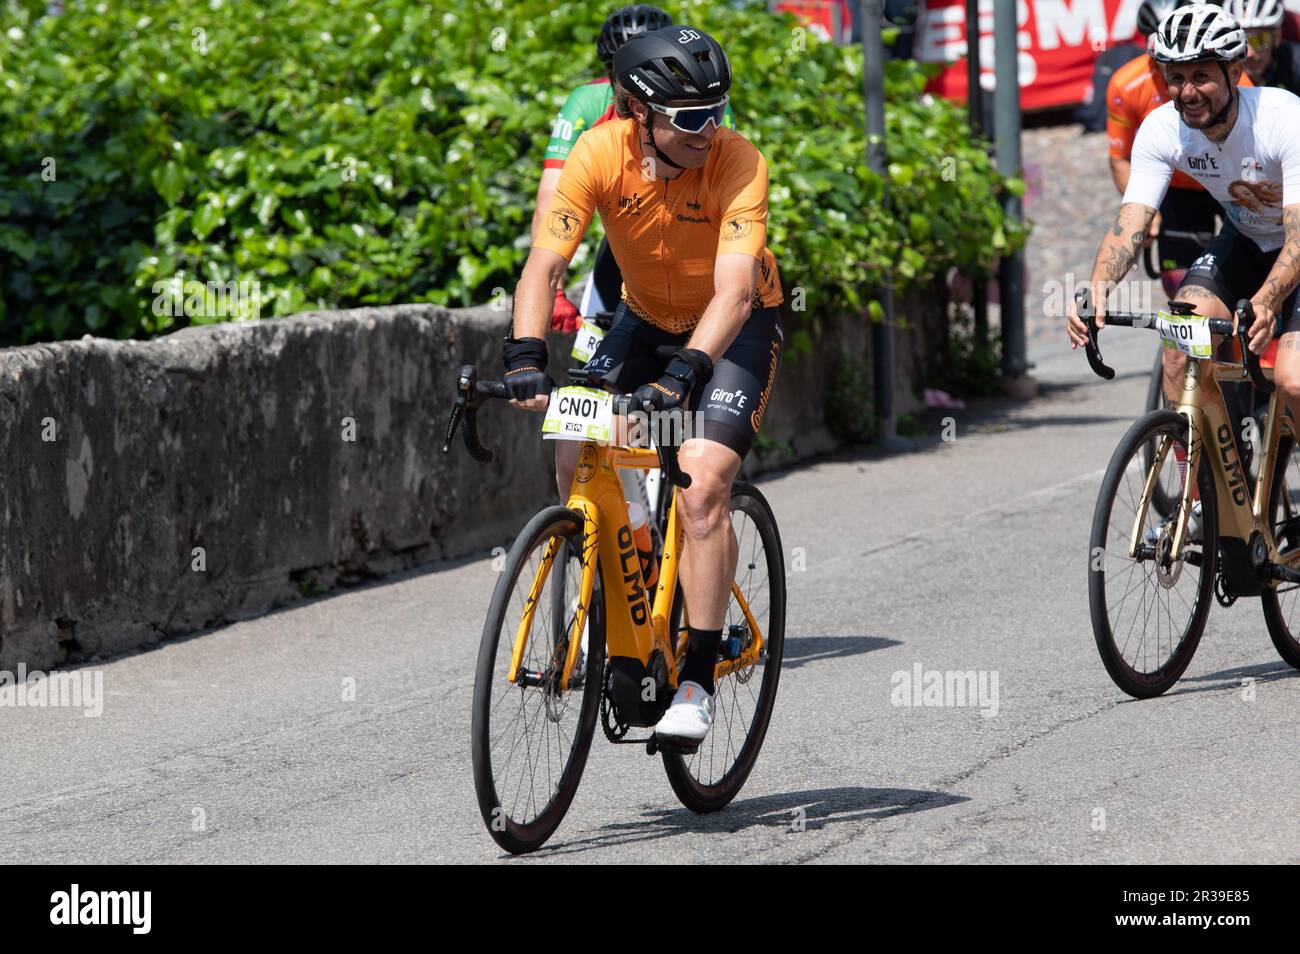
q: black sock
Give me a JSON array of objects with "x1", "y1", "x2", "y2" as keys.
[{"x1": 679, "y1": 626, "x2": 722, "y2": 695}]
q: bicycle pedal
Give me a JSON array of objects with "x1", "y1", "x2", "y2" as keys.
[{"x1": 651, "y1": 734, "x2": 701, "y2": 756}]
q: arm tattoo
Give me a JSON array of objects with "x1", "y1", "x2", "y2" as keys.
[
  {"x1": 1258, "y1": 205, "x2": 1300, "y2": 311},
  {"x1": 1093, "y1": 204, "x2": 1156, "y2": 285}
]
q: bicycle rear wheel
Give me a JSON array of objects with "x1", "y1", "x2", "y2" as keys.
[
  {"x1": 471, "y1": 506, "x2": 605, "y2": 854},
  {"x1": 662, "y1": 482, "x2": 785, "y2": 812},
  {"x1": 1261, "y1": 430, "x2": 1300, "y2": 668},
  {"x1": 1089, "y1": 410, "x2": 1217, "y2": 698}
]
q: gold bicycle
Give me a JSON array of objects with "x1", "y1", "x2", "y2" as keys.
[
  {"x1": 1078, "y1": 289, "x2": 1300, "y2": 698},
  {"x1": 444, "y1": 363, "x2": 786, "y2": 854}
]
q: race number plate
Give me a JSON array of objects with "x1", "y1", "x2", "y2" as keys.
[
  {"x1": 542, "y1": 386, "x2": 613, "y2": 442},
  {"x1": 570, "y1": 319, "x2": 606, "y2": 363},
  {"x1": 1156, "y1": 311, "x2": 1213, "y2": 359}
]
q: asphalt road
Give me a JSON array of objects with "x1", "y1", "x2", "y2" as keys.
[{"x1": 3, "y1": 329, "x2": 1297, "y2": 864}]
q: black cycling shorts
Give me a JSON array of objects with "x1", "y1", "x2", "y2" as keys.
[
  {"x1": 581, "y1": 303, "x2": 783, "y2": 458},
  {"x1": 1157, "y1": 187, "x2": 1219, "y2": 272},
  {"x1": 1179, "y1": 220, "x2": 1300, "y2": 335}
]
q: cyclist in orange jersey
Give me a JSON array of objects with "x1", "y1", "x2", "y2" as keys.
[{"x1": 502, "y1": 27, "x2": 782, "y2": 745}]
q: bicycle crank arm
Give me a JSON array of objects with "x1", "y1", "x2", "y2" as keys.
[{"x1": 1268, "y1": 562, "x2": 1300, "y2": 584}]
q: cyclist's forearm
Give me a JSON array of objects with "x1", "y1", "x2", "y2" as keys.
[
  {"x1": 513, "y1": 250, "x2": 567, "y2": 339},
  {"x1": 1256, "y1": 205, "x2": 1300, "y2": 312},
  {"x1": 1109, "y1": 156, "x2": 1130, "y2": 195},
  {"x1": 1090, "y1": 202, "x2": 1155, "y2": 287},
  {"x1": 685, "y1": 294, "x2": 749, "y2": 360}
]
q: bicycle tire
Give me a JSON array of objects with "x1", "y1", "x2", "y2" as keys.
[
  {"x1": 471, "y1": 506, "x2": 606, "y2": 854},
  {"x1": 1089, "y1": 410, "x2": 1216, "y2": 698},
  {"x1": 1261, "y1": 432, "x2": 1300, "y2": 669},
  {"x1": 662, "y1": 481, "x2": 786, "y2": 812}
]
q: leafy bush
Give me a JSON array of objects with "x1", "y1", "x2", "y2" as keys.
[
  {"x1": 0, "y1": 0, "x2": 1025, "y2": 344},
  {"x1": 825, "y1": 350, "x2": 875, "y2": 444}
]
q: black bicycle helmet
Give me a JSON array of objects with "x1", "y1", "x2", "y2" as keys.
[
  {"x1": 614, "y1": 26, "x2": 731, "y2": 103},
  {"x1": 1137, "y1": 0, "x2": 1195, "y2": 38},
  {"x1": 598, "y1": 5, "x2": 674, "y2": 66}
]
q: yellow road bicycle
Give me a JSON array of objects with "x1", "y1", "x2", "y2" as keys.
[
  {"x1": 444, "y1": 362, "x2": 786, "y2": 854},
  {"x1": 1077, "y1": 289, "x2": 1300, "y2": 698}
]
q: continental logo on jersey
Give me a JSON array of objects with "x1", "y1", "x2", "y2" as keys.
[
  {"x1": 547, "y1": 206, "x2": 581, "y2": 241},
  {"x1": 721, "y1": 216, "x2": 753, "y2": 241}
]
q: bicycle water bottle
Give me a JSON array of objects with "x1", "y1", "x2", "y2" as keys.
[{"x1": 626, "y1": 502, "x2": 658, "y2": 589}]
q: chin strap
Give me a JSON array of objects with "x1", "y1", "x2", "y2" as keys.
[{"x1": 644, "y1": 111, "x2": 684, "y2": 171}]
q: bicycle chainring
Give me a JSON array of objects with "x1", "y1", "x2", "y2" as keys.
[
  {"x1": 600, "y1": 662, "x2": 629, "y2": 742},
  {"x1": 1215, "y1": 553, "x2": 1237, "y2": 608}
]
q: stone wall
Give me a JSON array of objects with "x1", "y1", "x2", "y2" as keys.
[{"x1": 0, "y1": 289, "x2": 949, "y2": 669}]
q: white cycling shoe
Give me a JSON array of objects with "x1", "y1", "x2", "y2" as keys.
[{"x1": 654, "y1": 680, "x2": 715, "y2": 743}]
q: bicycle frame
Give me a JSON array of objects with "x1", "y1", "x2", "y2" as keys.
[
  {"x1": 1137, "y1": 352, "x2": 1300, "y2": 579},
  {"x1": 506, "y1": 436, "x2": 766, "y2": 696}
]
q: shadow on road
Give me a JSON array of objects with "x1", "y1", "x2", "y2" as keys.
[
  {"x1": 781, "y1": 635, "x2": 901, "y2": 669},
  {"x1": 1158, "y1": 660, "x2": 1300, "y2": 698},
  {"x1": 525, "y1": 786, "x2": 968, "y2": 858}
]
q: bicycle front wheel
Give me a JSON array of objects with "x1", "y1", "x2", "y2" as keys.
[
  {"x1": 1140, "y1": 347, "x2": 1178, "y2": 518},
  {"x1": 471, "y1": 506, "x2": 605, "y2": 854},
  {"x1": 663, "y1": 482, "x2": 786, "y2": 813},
  {"x1": 1089, "y1": 410, "x2": 1217, "y2": 698}
]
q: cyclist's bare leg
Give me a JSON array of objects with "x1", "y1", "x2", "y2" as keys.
[
  {"x1": 554, "y1": 440, "x2": 580, "y2": 500},
  {"x1": 1271, "y1": 333, "x2": 1300, "y2": 423},
  {"x1": 675, "y1": 437, "x2": 742, "y2": 630},
  {"x1": 1162, "y1": 285, "x2": 1231, "y2": 405}
]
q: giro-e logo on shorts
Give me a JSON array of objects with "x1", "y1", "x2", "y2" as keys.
[{"x1": 547, "y1": 207, "x2": 581, "y2": 241}]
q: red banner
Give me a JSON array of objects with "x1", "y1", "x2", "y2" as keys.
[
  {"x1": 916, "y1": 0, "x2": 1300, "y2": 111},
  {"x1": 772, "y1": 1, "x2": 853, "y2": 44},
  {"x1": 916, "y1": 0, "x2": 1136, "y2": 110}
]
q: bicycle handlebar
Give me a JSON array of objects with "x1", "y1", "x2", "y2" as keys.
[
  {"x1": 1073, "y1": 288, "x2": 1272, "y2": 394},
  {"x1": 1142, "y1": 244, "x2": 1159, "y2": 281},
  {"x1": 441, "y1": 363, "x2": 694, "y2": 488}
]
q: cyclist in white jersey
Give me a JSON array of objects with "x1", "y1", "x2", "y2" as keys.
[{"x1": 1067, "y1": 4, "x2": 1300, "y2": 424}]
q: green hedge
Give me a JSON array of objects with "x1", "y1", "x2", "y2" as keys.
[{"x1": 0, "y1": 0, "x2": 1025, "y2": 344}]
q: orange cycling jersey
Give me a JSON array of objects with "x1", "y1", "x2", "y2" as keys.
[
  {"x1": 533, "y1": 117, "x2": 782, "y2": 335},
  {"x1": 1107, "y1": 53, "x2": 1252, "y2": 191}
]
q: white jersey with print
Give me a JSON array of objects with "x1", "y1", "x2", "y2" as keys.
[{"x1": 1123, "y1": 86, "x2": 1300, "y2": 252}]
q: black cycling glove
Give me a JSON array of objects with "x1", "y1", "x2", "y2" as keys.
[
  {"x1": 632, "y1": 348, "x2": 714, "y2": 413},
  {"x1": 502, "y1": 335, "x2": 552, "y2": 401}
]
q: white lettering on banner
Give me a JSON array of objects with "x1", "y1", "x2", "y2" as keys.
[
  {"x1": 1035, "y1": 0, "x2": 1107, "y2": 52},
  {"x1": 916, "y1": 0, "x2": 1036, "y2": 89},
  {"x1": 1109, "y1": 0, "x2": 1143, "y2": 42}
]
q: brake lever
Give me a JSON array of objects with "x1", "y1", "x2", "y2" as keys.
[
  {"x1": 615, "y1": 395, "x2": 693, "y2": 489},
  {"x1": 1235, "y1": 299, "x2": 1274, "y2": 394},
  {"x1": 442, "y1": 364, "x2": 496, "y2": 463},
  {"x1": 1075, "y1": 287, "x2": 1115, "y2": 381}
]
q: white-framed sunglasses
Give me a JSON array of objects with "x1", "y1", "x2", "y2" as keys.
[{"x1": 648, "y1": 96, "x2": 728, "y2": 133}]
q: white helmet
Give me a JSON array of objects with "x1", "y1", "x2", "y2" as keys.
[
  {"x1": 1228, "y1": 0, "x2": 1285, "y2": 30},
  {"x1": 1150, "y1": 4, "x2": 1249, "y2": 62}
]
